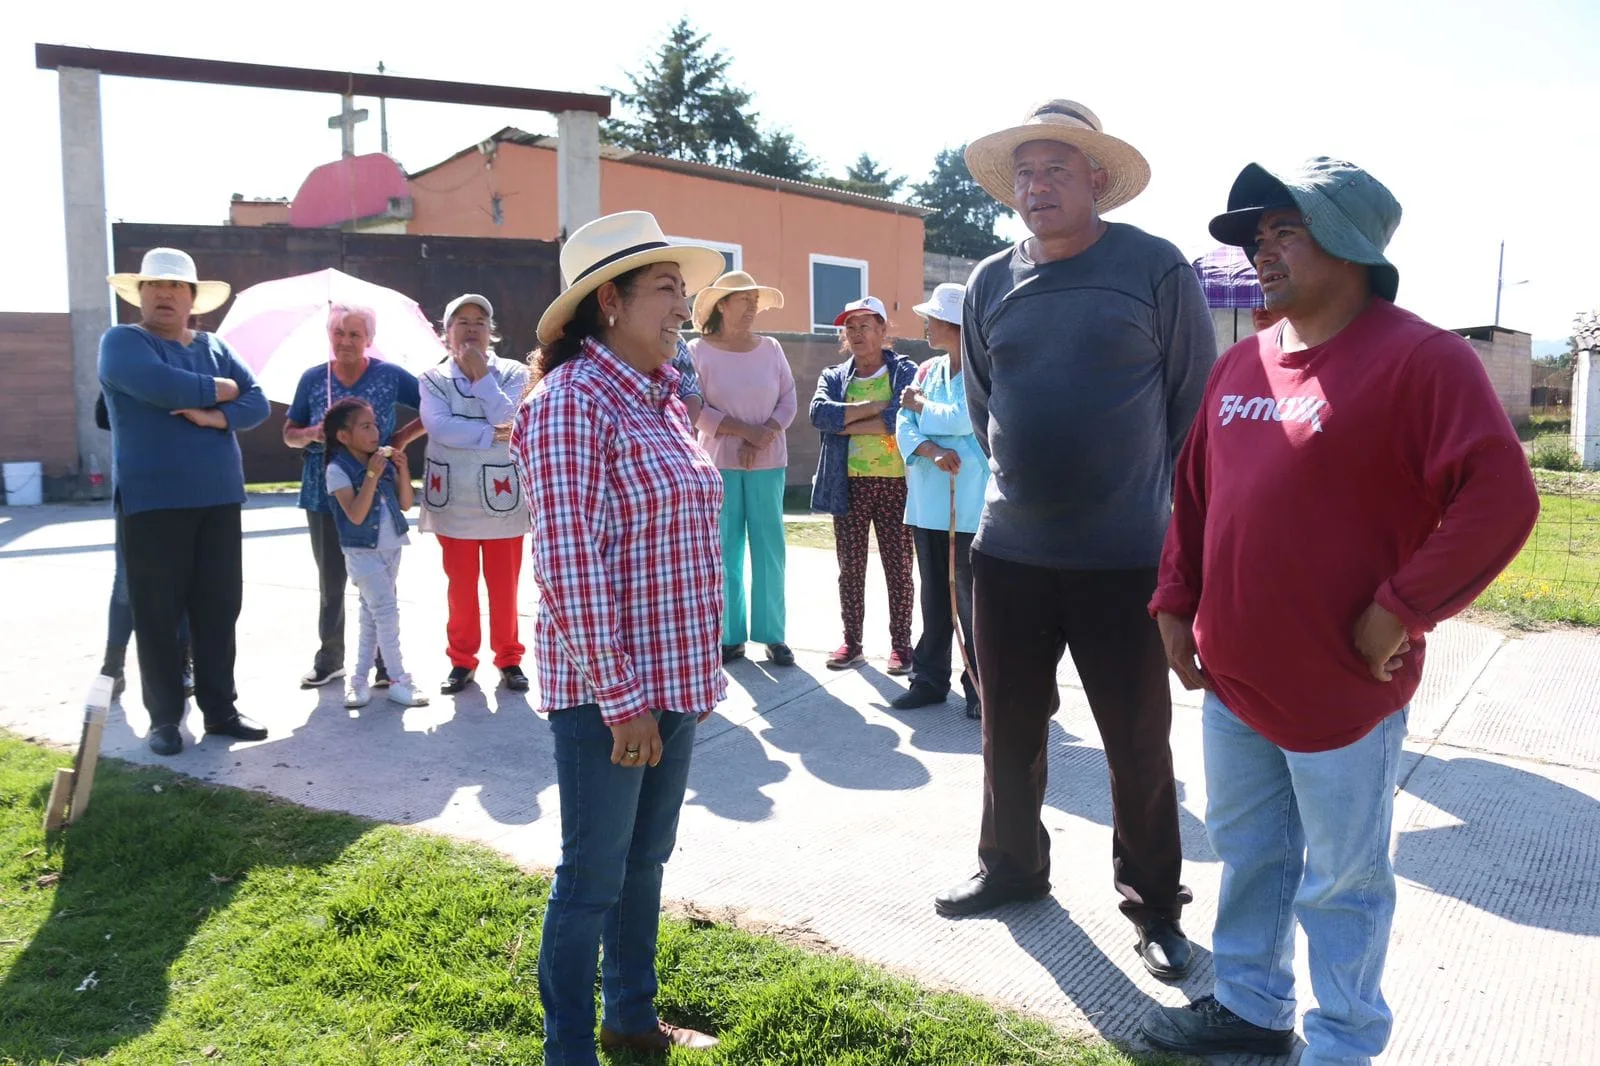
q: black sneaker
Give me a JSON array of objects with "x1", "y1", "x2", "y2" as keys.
[
  {"x1": 147, "y1": 724, "x2": 183, "y2": 757},
  {"x1": 301, "y1": 664, "x2": 345, "y2": 689},
  {"x1": 766, "y1": 643, "x2": 796, "y2": 667},
  {"x1": 440, "y1": 666, "x2": 475, "y2": 695},
  {"x1": 1140, "y1": 995, "x2": 1295, "y2": 1056},
  {"x1": 372, "y1": 664, "x2": 392, "y2": 689},
  {"x1": 500, "y1": 665, "x2": 531, "y2": 692},
  {"x1": 964, "y1": 694, "x2": 982, "y2": 720},
  {"x1": 891, "y1": 683, "x2": 947, "y2": 710},
  {"x1": 721, "y1": 643, "x2": 746, "y2": 664}
]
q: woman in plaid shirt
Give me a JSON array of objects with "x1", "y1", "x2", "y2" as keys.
[{"x1": 511, "y1": 212, "x2": 728, "y2": 1064}]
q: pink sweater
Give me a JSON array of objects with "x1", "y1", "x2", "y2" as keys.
[{"x1": 690, "y1": 335, "x2": 798, "y2": 471}]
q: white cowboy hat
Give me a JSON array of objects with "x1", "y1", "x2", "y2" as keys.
[
  {"x1": 537, "y1": 211, "x2": 727, "y2": 345},
  {"x1": 913, "y1": 283, "x2": 965, "y2": 327},
  {"x1": 964, "y1": 99, "x2": 1150, "y2": 214},
  {"x1": 691, "y1": 270, "x2": 785, "y2": 331},
  {"x1": 108, "y1": 248, "x2": 231, "y2": 316}
]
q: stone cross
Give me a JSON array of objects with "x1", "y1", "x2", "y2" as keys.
[{"x1": 327, "y1": 94, "x2": 368, "y2": 158}]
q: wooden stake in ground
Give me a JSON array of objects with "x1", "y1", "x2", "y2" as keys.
[{"x1": 43, "y1": 674, "x2": 115, "y2": 831}]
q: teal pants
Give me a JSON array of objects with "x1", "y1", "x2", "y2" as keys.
[{"x1": 719, "y1": 467, "x2": 787, "y2": 646}]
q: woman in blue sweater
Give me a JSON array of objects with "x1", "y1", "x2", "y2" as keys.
[{"x1": 98, "y1": 248, "x2": 271, "y2": 756}]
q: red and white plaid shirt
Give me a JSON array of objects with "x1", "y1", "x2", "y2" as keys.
[{"x1": 511, "y1": 338, "x2": 726, "y2": 724}]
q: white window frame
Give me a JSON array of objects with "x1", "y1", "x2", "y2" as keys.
[
  {"x1": 808, "y1": 253, "x2": 870, "y2": 332},
  {"x1": 667, "y1": 236, "x2": 742, "y2": 273}
]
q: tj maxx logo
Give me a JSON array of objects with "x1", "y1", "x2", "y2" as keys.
[{"x1": 1218, "y1": 394, "x2": 1328, "y2": 432}]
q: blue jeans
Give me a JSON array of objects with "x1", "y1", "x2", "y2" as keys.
[
  {"x1": 539, "y1": 706, "x2": 698, "y2": 1066},
  {"x1": 1203, "y1": 693, "x2": 1406, "y2": 1066}
]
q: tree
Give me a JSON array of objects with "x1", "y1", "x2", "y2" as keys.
[
  {"x1": 912, "y1": 146, "x2": 1013, "y2": 259},
  {"x1": 740, "y1": 129, "x2": 821, "y2": 182},
  {"x1": 818, "y1": 154, "x2": 905, "y2": 200},
  {"x1": 605, "y1": 18, "x2": 760, "y2": 167}
]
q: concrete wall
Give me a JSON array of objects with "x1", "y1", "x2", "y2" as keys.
[
  {"x1": 407, "y1": 142, "x2": 927, "y2": 339},
  {"x1": 0, "y1": 313, "x2": 78, "y2": 497},
  {"x1": 923, "y1": 252, "x2": 980, "y2": 298},
  {"x1": 1460, "y1": 329, "x2": 1533, "y2": 426}
]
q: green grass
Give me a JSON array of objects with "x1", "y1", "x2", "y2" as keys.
[
  {"x1": 784, "y1": 520, "x2": 836, "y2": 551},
  {"x1": 1475, "y1": 479, "x2": 1600, "y2": 626},
  {"x1": 243, "y1": 482, "x2": 302, "y2": 494},
  {"x1": 0, "y1": 735, "x2": 1162, "y2": 1065}
]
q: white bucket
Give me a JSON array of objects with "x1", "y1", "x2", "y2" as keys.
[{"x1": 2, "y1": 461, "x2": 43, "y2": 506}]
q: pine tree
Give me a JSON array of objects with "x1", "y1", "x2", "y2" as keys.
[
  {"x1": 741, "y1": 129, "x2": 821, "y2": 181},
  {"x1": 605, "y1": 18, "x2": 760, "y2": 167},
  {"x1": 818, "y1": 153, "x2": 906, "y2": 199},
  {"x1": 912, "y1": 146, "x2": 1013, "y2": 258}
]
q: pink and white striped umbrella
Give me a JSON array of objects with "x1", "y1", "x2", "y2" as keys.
[{"x1": 217, "y1": 268, "x2": 447, "y2": 403}]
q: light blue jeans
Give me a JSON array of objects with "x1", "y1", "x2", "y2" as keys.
[
  {"x1": 1203, "y1": 692, "x2": 1406, "y2": 1066},
  {"x1": 539, "y1": 705, "x2": 698, "y2": 1066},
  {"x1": 342, "y1": 547, "x2": 406, "y2": 681}
]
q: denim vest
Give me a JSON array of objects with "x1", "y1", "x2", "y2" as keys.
[{"x1": 328, "y1": 450, "x2": 409, "y2": 549}]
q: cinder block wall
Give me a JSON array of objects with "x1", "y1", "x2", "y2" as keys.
[{"x1": 1465, "y1": 333, "x2": 1533, "y2": 427}]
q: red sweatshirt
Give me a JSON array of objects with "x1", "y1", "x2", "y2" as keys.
[{"x1": 1151, "y1": 299, "x2": 1538, "y2": 752}]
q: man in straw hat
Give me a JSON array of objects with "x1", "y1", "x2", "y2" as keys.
[
  {"x1": 1140, "y1": 160, "x2": 1538, "y2": 1061},
  {"x1": 934, "y1": 101, "x2": 1216, "y2": 983},
  {"x1": 99, "y1": 247, "x2": 272, "y2": 756}
]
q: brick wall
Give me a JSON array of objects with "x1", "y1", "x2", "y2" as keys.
[
  {"x1": 0, "y1": 313, "x2": 76, "y2": 478},
  {"x1": 1459, "y1": 329, "x2": 1533, "y2": 427}
]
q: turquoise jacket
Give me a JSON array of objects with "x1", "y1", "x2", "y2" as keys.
[{"x1": 895, "y1": 355, "x2": 989, "y2": 533}]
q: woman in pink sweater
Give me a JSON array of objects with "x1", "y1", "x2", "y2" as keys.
[{"x1": 689, "y1": 271, "x2": 798, "y2": 667}]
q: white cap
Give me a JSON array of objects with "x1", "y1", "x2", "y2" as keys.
[
  {"x1": 832, "y1": 295, "x2": 888, "y2": 327},
  {"x1": 443, "y1": 292, "x2": 494, "y2": 325},
  {"x1": 912, "y1": 283, "x2": 964, "y2": 327}
]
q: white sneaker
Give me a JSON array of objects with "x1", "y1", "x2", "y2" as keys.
[
  {"x1": 344, "y1": 679, "x2": 371, "y2": 708},
  {"x1": 386, "y1": 678, "x2": 430, "y2": 707}
]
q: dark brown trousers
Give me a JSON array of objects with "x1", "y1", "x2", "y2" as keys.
[{"x1": 972, "y1": 549, "x2": 1189, "y2": 923}]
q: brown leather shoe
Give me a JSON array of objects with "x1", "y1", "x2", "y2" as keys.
[{"x1": 599, "y1": 1020, "x2": 719, "y2": 1052}]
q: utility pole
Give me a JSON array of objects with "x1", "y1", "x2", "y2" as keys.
[
  {"x1": 377, "y1": 61, "x2": 390, "y2": 155},
  {"x1": 1494, "y1": 239, "x2": 1505, "y2": 328}
]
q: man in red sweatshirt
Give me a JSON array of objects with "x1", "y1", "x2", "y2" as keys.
[{"x1": 1139, "y1": 159, "x2": 1539, "y2": 1064}]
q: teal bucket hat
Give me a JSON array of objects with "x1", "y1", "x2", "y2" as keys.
[{"x1": 1209, "y1": 157, "x2": 1402, "y2": 302}]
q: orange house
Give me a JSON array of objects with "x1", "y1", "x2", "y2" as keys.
[{"x1": 406, "y1": 129, "x2": 929, "y2": 337}]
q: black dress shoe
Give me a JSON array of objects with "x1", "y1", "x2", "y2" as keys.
[
  {"x1": 147, "y1": 724, "x2": 183, "y2": 756},
  {"x1": 441, "y1": 666, "x2": 475, "y2": 695},
  {"x1": 204, "y1": 714, "x2": 269, "y2": 742},
  {"x1": 500, "y1": 665, "x2": 530, "y2": 692},
  {"x1": 890, "y1": 683, "x2": 947, "y2": 710},
  {"x1": 964, "y1": 694, "x2": 982, "y2": 720},
  {"x1": 1140, "y1": 994, "x2": 1295, "y2": 1055},
  {"x1": 1136, "y1": 916, "x2": 1195, "y2": 980},
  {"x1": 721, "y1": 643, "x2": 746, "y2": 664},
  {"x1": 934, "y1": 873, "x2": 1050, "y2": 917},
  {"x1": 766, "y1": 643, "x2": 795, "y2": 667}
]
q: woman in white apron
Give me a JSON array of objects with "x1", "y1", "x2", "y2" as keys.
[{"x1": 418, "y1": 294, "x2": 531, "y2": 695}]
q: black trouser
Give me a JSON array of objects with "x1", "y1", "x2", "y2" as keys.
[
  {"x1": 972, "y1": 550, "x2": 1189, "y2": 924},
  {"x1": 120, "y1": 503, "x2": 243, "y2": 730},
  {"x1": 909, "y1": 527, "x2": 978, "y2": 701}
]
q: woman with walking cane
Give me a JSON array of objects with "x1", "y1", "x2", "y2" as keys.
[{"x1": 893, "y1": 283, "x2": 988, "y2": 720}]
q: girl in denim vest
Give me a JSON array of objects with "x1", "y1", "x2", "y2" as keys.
[{"x1": 322, "y1": 398, "x2": 429, "y2": 709}]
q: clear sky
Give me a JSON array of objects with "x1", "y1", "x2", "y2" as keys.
[{"x1": 4, "y1": 0, "x2": 1594, "y2": 343}]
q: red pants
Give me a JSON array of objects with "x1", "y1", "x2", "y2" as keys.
[{"x1": 438, "y1": 535, "x2": 525, "y2": 671}]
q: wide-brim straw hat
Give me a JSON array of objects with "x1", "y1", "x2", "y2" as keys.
[
  {"x1": 108, "y1": 247, "x2": 231, "y2": 316},
  {"x1": 964, "y1": 99, "x2": 1150, "y2": 214},
  {"x1": 691, "y1": 270, "x2": 784, "y2": 330},
  {"x1": 537, "y1": 211, "x2": 727, "y2": 344}
]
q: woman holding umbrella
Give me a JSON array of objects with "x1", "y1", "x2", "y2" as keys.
[
  {"x1": 283, "y1": 303, "x2": 426, "y2": 691},
  {"x1": 418, "y1": 294, "x2": 532, "y2": 696}
]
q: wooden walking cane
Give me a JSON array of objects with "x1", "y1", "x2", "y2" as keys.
[
  {"x1": 43, "y1": 674, "x2": 115, "y2": 831},
  {"x1": 948, "y1": 469, "x2": 975, "y2": 682}
]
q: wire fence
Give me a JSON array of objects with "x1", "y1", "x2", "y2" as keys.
[{"x1": 1481, "y1": 405, "x2": 1600, "y2": 625}]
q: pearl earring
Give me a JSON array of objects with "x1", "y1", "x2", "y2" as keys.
[{"x1": 607, "y1": 315, "x2": 616, "y2": 327}]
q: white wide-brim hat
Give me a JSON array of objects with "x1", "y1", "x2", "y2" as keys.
[
  {"x1": 690, "y1": 270, "x2": 785, "y2": 331},
  {"x1": 537, "y1": 211, "x2": 727, "y2": 345},
  {"x1": 964, "y1": 99, "x2": 1150, "y2": 214},
  {"x1": 912, "y1": 282, "x2": 965, "y2": 327},
  {"x1": 108, "y1": 247, "x2": 231, "y2": 316}
]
